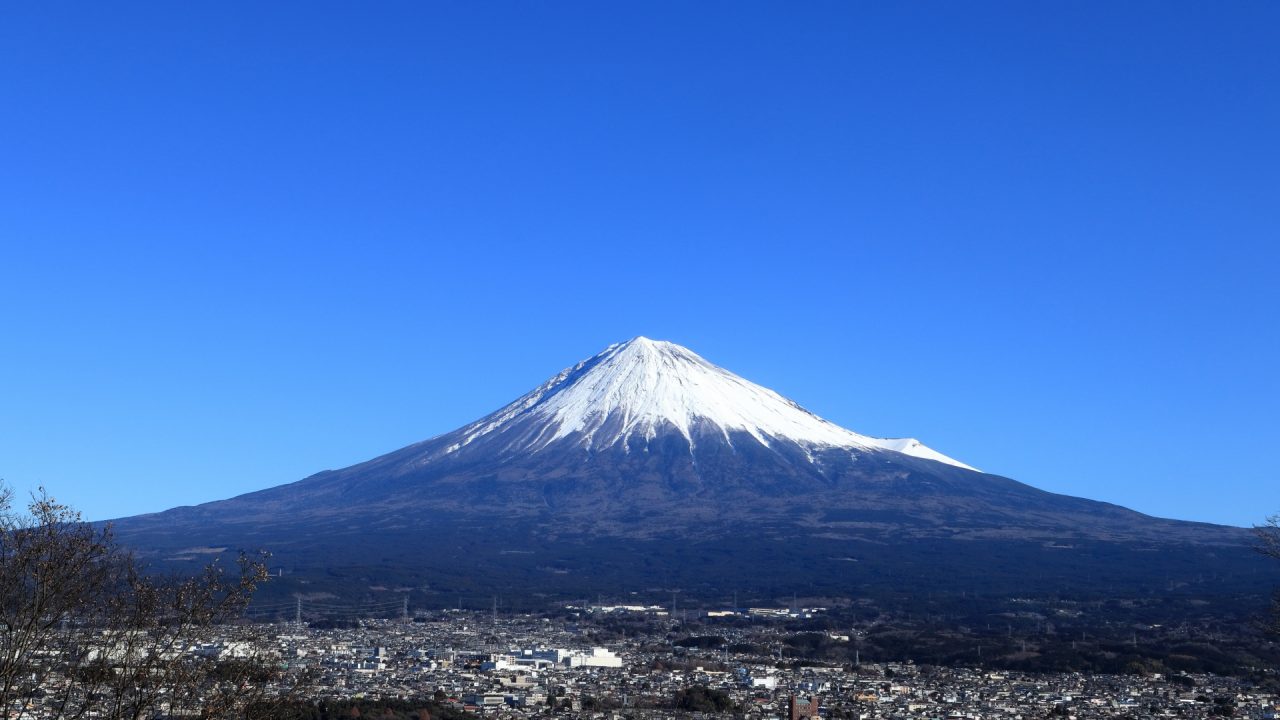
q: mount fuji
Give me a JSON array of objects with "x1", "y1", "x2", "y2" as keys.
[{"x1": 111, "y1": 337, "x2": 1260, "y2": 604}]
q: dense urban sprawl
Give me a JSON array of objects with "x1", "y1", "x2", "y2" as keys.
[{"x1": 181, "y1": 608, "x2": 1280, "y2": 719}]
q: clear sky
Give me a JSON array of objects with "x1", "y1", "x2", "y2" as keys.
[{"x1": 1, "y1": 2, "x2": 1276, "y2": 526}]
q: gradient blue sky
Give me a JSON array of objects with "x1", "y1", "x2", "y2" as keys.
[{"x1": 1, "y1": 2, "x2": 1277, "y2": 525}]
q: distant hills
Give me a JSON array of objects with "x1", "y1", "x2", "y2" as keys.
[{"x1": 111, "y1": 337, "x2": 1273, "y2": 610}]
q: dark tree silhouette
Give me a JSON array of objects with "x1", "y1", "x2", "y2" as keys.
[{"x1": 0, "y1": 484, "x2": 291, "y2": 719}]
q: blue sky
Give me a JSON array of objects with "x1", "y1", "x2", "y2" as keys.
[{"x1": 1, "y1": 2, "x2": 1276, "y2": 525}]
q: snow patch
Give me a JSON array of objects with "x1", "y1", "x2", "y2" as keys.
[{"x1": 448, "y1": 337, "x2": 976, "y2": 471}]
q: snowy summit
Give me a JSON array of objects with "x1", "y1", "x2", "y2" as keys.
[{"x1": 447, "y1": 337, "x2": 974, "y2": 470}]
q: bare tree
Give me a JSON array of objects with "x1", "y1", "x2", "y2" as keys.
[
  {"x1": 0, "y1": 486, "x2": 116, "y2": 717},
  {"x1": 0, "y1": 485, "x2": 290, "y2": 719},
  {"x1": 1255, "y1": 514, "x2": 1280, "y2": 636}
]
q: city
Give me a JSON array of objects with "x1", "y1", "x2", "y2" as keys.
[
  {"x1": 182, "y1": 609, "x2": 1280, "y2": 718},
  {"x1": 27, "y1": 605, "x2": 1274, "y2": 719}
]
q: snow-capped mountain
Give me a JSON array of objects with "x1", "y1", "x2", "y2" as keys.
[
  {"x1": 109, "y1": 337, "x2": 1257, "y2": 606},
  {"x1": 441, "y1": 337, "x2": 973, "y2": 469}
]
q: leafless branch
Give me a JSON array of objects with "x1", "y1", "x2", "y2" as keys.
[{"x1": 0, "y1": 483, "x2": 286, "y2": 719}]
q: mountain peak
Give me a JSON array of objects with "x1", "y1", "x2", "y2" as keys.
[
  {"x1": 445, "y1": 338, "x2": 975, "y2": 470},
  {"x1": 614, "y1": 335, "x2": 688, "y2": 358}
]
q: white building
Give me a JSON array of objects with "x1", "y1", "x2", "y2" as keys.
[{"x1": 566, "y1": 647, "x2": 622, "y2": 668}]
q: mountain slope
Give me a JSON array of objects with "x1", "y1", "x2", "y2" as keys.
[{"x1": 110, "y1": 337, "x2": 1262, "y2": 603}]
